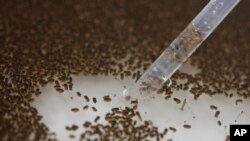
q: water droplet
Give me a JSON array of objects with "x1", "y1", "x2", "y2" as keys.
[
  {"x1": 122, "y1": 89, "x2": 128, "y2": 97},
  {"x1": 166, "y1": 79, "x2": 172, "y2": 87},
  {"x1": 162, "y1": 76, "x2": 168, "y2": 82},
  {"x1": 220, "y1": 2, "x2": 224, "y2": 6}
]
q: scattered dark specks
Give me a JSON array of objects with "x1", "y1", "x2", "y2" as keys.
[
  {"x1": 235, "y1": 99, "x2": 243, "y2": 105},
  {"x1": 83, "y1": 105, "x2": 89, "y2": 110},
  {"x1": 183, "y1": 124, "x2": 191, "y2": 129},
  {"x1": 217, "y1": 120, "x2": 222, "y2": 126},
  {"x1": 173, "y1": 97, "x2": 181, "y2": 104},
  {"x1": 56, "y1": 88, "x2": 64, "y2": 93},
  {"x1": 71, "y1": 108, "x2": 79, "y2": 112},
  {"x1": 103, "y1": 95, "x2": 111, "y2": 102},
  {"x1": 210, "y1": 105, "x2": 218, "y2": 110},
  {"x1": 84, "y1": 95, "x2": 90, "y2": 102},
  {"x1": 92, "y1": 97, "x2": 97, "y2": 103},
  {"x1": 69, "y1": 134, "x2": 75, "y2": 138},
  {"x1": 91, "y1": 107, "x2": 97, "y2": 112},
  {"x1": 169, "y1": 127, "x2": 177, "y2": 132},
  {"x1": 215, "y1": 111, "x2": 220, "y2": 118},
  {"x1": 76, "y1": 92, "x2": 82, "y2": 97},
  {"x1": 65, "y1": 124, "x2": 79, "y2": 131},
  {"x1": 94, "y1": 116, "x2": 100, "y2": 123}
]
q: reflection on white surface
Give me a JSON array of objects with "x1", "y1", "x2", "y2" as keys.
[{"x1": 32, "y1": 63, "x2": 250, "y2": 141}]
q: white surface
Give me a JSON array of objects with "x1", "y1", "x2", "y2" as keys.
[{"x1": 32, "y1": 63, "x2": 250, "y2": 141}]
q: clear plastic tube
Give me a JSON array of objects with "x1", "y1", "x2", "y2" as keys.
[{"x1": 126, "y1": 0, "x2": 240, "y2": 100}]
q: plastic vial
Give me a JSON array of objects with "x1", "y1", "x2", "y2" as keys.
[{"x1": 125, "y1": 0, "x2": 240, "y2": 100}]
